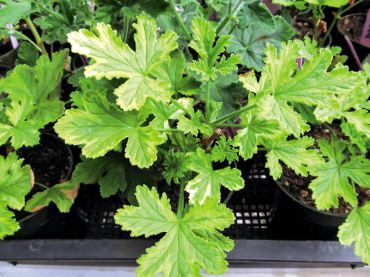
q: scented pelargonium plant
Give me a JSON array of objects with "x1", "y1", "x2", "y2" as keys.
[
  {"x1": 0, "y1": 0, "x2": 369, "y2": 275},
  {"x1": 50, "y1": 13, "x2": 370, "y2": 275}
]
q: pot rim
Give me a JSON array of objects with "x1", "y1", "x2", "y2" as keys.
[
  {"x1": 275, "y1": 179, "x2": 348, "y2": 219},
  {"x1": 337, "y1": 12, "x2": 368, "y2": 46}
]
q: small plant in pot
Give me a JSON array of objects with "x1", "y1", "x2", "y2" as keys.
[
  {"x1": 0, "y1": 1, "x2": 369, "y2": 275},
  {"x1": 0, "y1": 49, "x2": 80, "y2": 239}
]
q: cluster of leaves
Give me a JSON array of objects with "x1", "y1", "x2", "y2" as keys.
[
  {"x1": 272, "y1": 0, "x2": 349, "y2": 9},
  {"x1": 1, "y1": 0, "x2": 370, "y2": 275}
]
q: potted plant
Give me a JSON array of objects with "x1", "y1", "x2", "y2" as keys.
[
  {"x1": 48, "y1": 10, "x2": 369, "y2": 274},
  {"x1": 0, "y1": 0, "x2": 369, "y2": 276}
]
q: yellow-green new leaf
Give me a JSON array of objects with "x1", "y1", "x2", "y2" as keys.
[
  {"x1": 0, "y1": 206, "x2": 19, "y2": 240},
  {"x1": 263, "y1": 136, "x2": 322, "y2": 180},
  {"x1": 67, "y1": 15, "x2": 178, "y2": 111},
  {"x1": 310, "y1": 139, "x2": 370, "y2": 210},
  {"x1": 234, "y1": 111, "x2": 280, "y2": 160},
  {"x1": 186, "y1": 149, "x2": 244, "y2": 204},
  {"x1": 243, "y1": 40, "x2": 364, "y2": 137},
  {"x1": 25, "y1": 181, "x2": 80, "y2": 213},
  {"x1": 189, "y1": 17, "x2": 240, "y2": 81},
  {"x1": 0, "y1": 51, "x2": 67, "y2": 148},
  {"x1": 55, "y1": 94, "x2": 163, "y2": 168},
  {"x1": 115, "y1": 185, "x2": 234, "y2": 277},
  {"x1": 338, "y1": 202, "x2": 370, "y2": 265},
  {"x1": 0, "y1": 153, "x2": 32, "y2": 210}
]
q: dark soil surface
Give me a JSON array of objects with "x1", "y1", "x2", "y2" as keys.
[
  {"x1": 17, "y1": 134, "x2": 73, "y2": 187},
  {"x1": 338, "y1": 14, "x2": 366, "y2": 42}
]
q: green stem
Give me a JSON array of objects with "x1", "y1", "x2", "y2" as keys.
[
  {"x1": 12, "y1": 30, "x2": 43, "y2": 53},
  {"x1": 211, "y1": 104, "x2": 257, "y2": 125},
  {"x1": 215, "y1": 123, "x2": 246, "y2": 128},
  {"x1": 340, "y1": 0, "x2": 364, "y2": 15},
  {"x1": 177, "y1": 183, "x2": 185, "y2": 219},
  {"x1": 169, "y1": 0, "x2": 190, "y2": 39},
  {"x1": 170, "y1": 98, "x2": 192, "y2": 116},
  {"x1": 25, "y1": 17, "x2": 47, "y2": 55},
  {"x1": 320, "y1": 0, "x2": 363, "y2": 46},
  {"x1": 159, "y1": 128, "x2": 182, "y2": 132},
  {"x1": 223, "y1": 191, "x2": 233, "y2": 205},
  {"x1": 35, "y1": 183, "x2": 49, "y2": 190},
  {"x1": 171, "y1": 133, "x2": 185, "y2": 152},
  {"x1": 216, "y1": 0, "x2": 244, "y2": 35},
  {"x1": 205, "y1": 81, "x2": 211, "y2": 122}
]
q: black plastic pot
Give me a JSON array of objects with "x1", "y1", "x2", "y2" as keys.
[
  {"x1": 336, "y1": 12, "x2": 369, "y2": 69},
  {"x1": 0, "y1": 40, "x2": 17, "y2": 75},
  {"x1": 13, "y1": 133, "x2": 74, "y2": 237},
  {"x1": 14, "y1": 208, "x2": 54, "y2": 239},
  {"x1": 275, "y1": 180, "x2": 346, "y2": 228}
]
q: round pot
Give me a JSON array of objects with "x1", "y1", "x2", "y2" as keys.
[
  {"x1": 13, "y1": 133, "x2": 74, "y2": 237},
  {"x1": 17, "y1": 133, "x2": 74, "y2": 186},
  {"x1": 275, "y1": 180, "x2": 346, "y2": 228},
  {"x1": 337, "y1": 13, "x2": 369, "y2": 48},
  {"x1": 13, "y1": 207, "x2": 54, "y2": 239},
  {"x1": 0, "y1": 39, "x2": 18, "y2": 75}
]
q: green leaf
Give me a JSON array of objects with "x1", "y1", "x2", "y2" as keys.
[
  {"x1": 205, "y1": 0, "x2": 228, "y2": 12},
  {"x1": 243, "y1": 40, "x2": 364, "y2": 137},
  {"x1": 25, "y1": 181, "x2": 79, "y2": 213},
  {"x1": 115, "y1": 185, "x2": 234, "y2": 277},
  {"x1": 208, "y1": 73, "x2": 244, "y2": 116},
  {"x1": 0, "y1": 153, "x2": 32, "y2": 210},
  {"x1": 310, "y1": 139, "x2": 370, "y2": 210},
  {"x1": 68, "y1": 14, "x2": 178, "y2": 111},
  {"x1": 72, "y1": 152, "x2": 127, "y2": 198},
  {"x1": 338, "y1": 202, "x2": 370, "y2": 265},
  {"x1": 340, "y1": 122, "x2": 368, "y2": 154},
  {"x1": 211, "y1": 136, "x2": 238, "y2": 164},
  {"x1": 186, "y1": 149, "x2": 244, "y2": 204},
  {"x1": 344, "y1": 109, "x2": 370, "y2": 138},
  {"x1": 16, "y1": 42, "x2": 39, "y2": 66},
  {"x1": 0, "y1": 206, "x2": 19, "y2": 240},
  {"x1": 189, "y1": 17, "x2": 240, "y2": 81},
  {"x1": 0, "y1": 0, "x2": 32, "y2": 25},
  {"x1": 273, "y1": 0, "x2": 348, "y2": 8},
  {"x1": 55, "y1": 93, "x2": 164, "y2": 168},
  {"x1": 34, "y1": 0, "x2": 94, "y2": 44},
  {"x1": 153, "y1": 51, "x2": 200, "y2": 96},
  {"x1": 229, "y1": 16, "x2": 294, "y2": 71},
  {"x1": 172, "y1": 98, "x2": 212, "y2": 136},
  {"x1": 239, "y1": 2, "x2": 276, "y2": 31},
  {"x1": 235, "y1": 111, "x2": 280, "y2": 160},
  {"x1": 0, "y1": 50, "x2": 67, "y2": 148},
  {"x1": 163, "y1": 150, "x2": 190, "y2": 184},
  {"x1": 263, "y1": 136, "x2": 322, "y2": 180}
]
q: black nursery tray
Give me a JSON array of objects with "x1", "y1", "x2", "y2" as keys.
[{"x1": 0, "y1": 158, "x2": 362, "y2": 267}]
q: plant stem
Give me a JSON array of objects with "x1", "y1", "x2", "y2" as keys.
[
  {"x1": 215, "y1": 123, "x2": 246, "y2": 128},
  {"x1": 205, "y1": 81, "x2": 211, "y2": 122},
  {"x1": 159, "y1": 128, "x2": 182, "y2": 132},
  {"x1": 320, "y1": 0, "x2": 364, "y2": 46},
  {"x1": 25, "y1": 17, "x2": 47, "y2": 55},
  {"x1": 321, "y1": 7, "x2": 343, "y2": 46},
  {"x1": 211, "y1": 104, "x2": 257, "y2": 126},
  {"x1": 12, "y1": 30, "x2": 43, "y2": 53},
  {"x1": 169, "y1": 0, "x2": 191, "y2": 39},
  {"x1": 35, "y1": 183, "x2": 49, "y2": 190},
  {"x1": 223, "y1": 191, "x2": 233, "y2": 205},
  {"x1": 170, "y1": 98, "x2": 192, "y2": 116},
  {"x1": 344, "y1": 35, "x2": 363, "y2": 70},
  {"x1": 216, "y1": 0, "x2": 244, "y2": 35},
  {"x1": 177, "y1": 183, "x2": 185, "y2": 219}
]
